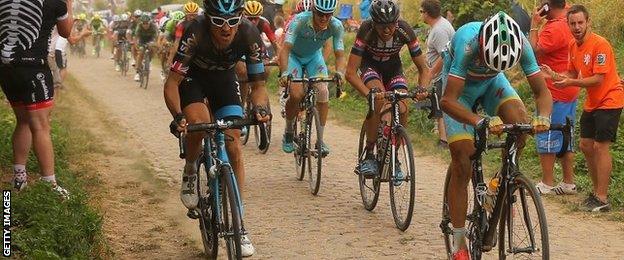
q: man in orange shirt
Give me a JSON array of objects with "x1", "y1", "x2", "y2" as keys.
[
  {"x1": 542, "y1": 4, "x2": 624, "y2": 212},
  {"x1": 529, "y1": 0, "x2": 580, "y2": 196}
]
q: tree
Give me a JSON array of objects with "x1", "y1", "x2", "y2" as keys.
[{"x1": 441, "y1": 0, "x2": 511, "y2": 28}]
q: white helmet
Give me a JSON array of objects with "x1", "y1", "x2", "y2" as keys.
[
  {"x1": 133, "y1": 9, "x2": 142, "y2": 17},
  {"x1": 112, "y1": 15, "x2": 120, "y2": 22},
  {"x1": 479, "y1": 12, "x2": 523, "y2": 72},
  {"x1": 121, "y1": 13, "x2": 129, "y2": 21}
]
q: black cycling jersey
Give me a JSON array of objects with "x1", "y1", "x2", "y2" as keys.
[
  {"x1": 0, "y1": 0, "x2": 68, "y2": 65},
  {"x1": 351, "y1": 20, "x2": 422, "y2": 63},
  {"x1": 114, "y1": 21, "x2": 131, "y2": 40},
  {"x1": 171, "y1": 16, "x2": 266, "y2": 82}
]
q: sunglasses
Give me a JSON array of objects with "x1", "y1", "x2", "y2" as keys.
[
  {"x1": 209, "y1": 15, "x2": 242, "y2": 27},
  {"x1": 374, "y1": 22, "x2": 397, "y2": 29},
  {"x1": 247, "y1": 16, "x2": 259, "y2": 21},
  {"x1": 314, "y1": 10, "x2": 334, "y2": 18}
]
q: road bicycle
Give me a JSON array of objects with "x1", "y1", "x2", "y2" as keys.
[
  {"x1": 354, "y1": 89, "x2": 417, "y2": 231},
  {"x1": 93, "y1": 31, "x2": 105, "y2": 58},
  {"x1": 240, "y1": 60, "x2": 278, "y2": 154},
  {"x1": 177, "y1": 117, "x2": 260, "y2": 260},
  {"x1": 137, "y1": 44, "x2": 152, "y2": 89},
  {"x1": 288, "y1": 74, "x2": 342, "y2": 195},
  {"x1": 440, "y1": 117, "x2": 572, "y2": 259},
  {"x1": 116, "y1": 40, "x2": 130, "y2": 77}
]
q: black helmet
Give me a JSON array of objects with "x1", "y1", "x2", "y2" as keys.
[
  {"x1": 204, "y1": 0, "x2": 244, "y2": 17},
  {"x1": 370, "y1": 0, "x2": 399, "y2": 24}
]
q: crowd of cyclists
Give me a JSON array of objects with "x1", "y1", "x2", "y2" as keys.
[{"x1": 9, "y1": 0, "x2": 616, "y2": 258}]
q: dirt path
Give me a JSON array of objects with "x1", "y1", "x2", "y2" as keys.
[{"x1": 67, "y1": 52, "x2": 624, "y2": 259}]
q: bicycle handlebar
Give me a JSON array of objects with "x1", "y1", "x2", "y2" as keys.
[
  {"x1": 287, "y1": 75, "x2": 343, "y2": 98},
  {"x1": 186, "y1": 118, "x2": 259, "y2": 132},
  {"x1": 366, "y1": 89, "x2": 418, "y2": 118}
]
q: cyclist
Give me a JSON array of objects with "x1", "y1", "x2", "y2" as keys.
[
  {"x1": 439, "y1": 12, "x2": 552, "y2": 259},
  {"x1": 278, "y1": 0, "x2": 346, "y2": 155},
  {"x1": 72, "y1": 13, "x2": 88, "y2": 54},
  {"x1": 168, "y1": 3, "x2": 201, "y2": 66},
  {"x1": 108, "y1": 14, "x2": 120, "y2": 59},
  {"x1": 112, "y1": 13, "x2": 132, "y2": 71},
  {"x1": 346, "y1": 0, "x2": 430, "y2": 177},
  {"x1": 164, "y1": 0, "x2": 269, "y2": 256},
  {"x1": 130, "y1": 9, "x2": 143, "y2": 66},
  {"x1": 133, "y1": 14, "x2": 158, "y2": 81},
  {"x1": 89, "y1": 14, "x2": 107, "y2": 56}
]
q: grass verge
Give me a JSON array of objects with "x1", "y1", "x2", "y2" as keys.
[{"x1": 0, "y1": 75, "x2": 109, "y2": 258}]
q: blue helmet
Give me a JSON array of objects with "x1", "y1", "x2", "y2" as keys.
[
  {"x1": 204, "y1": 0, "x2": 244, "y2": 17},
  {"x1": 314, "y1": 0, "x2": 337, "y2": 14}
]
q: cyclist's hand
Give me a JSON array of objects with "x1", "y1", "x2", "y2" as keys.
[
  {"x1": 478, "y1": 116, "x2": 504, "y2": 135},
  {"x1": 170, "y1": 113, "x2": 187, "y2": 137},
  {"x1": 413, "y1": 86, "x2": 429, "y2": 101},
  {"x1": 278, "y1": 73, "x2": 289, "y2": 88},
  {"x1": 254, "y1": 106, "x2": 271, "y2": 123},
  {"x1": 334, "y1": 72, "x2": 345, "y2": 86},
  {"x1": 531, "y1": 115, "x2": 551, "y2": 133}
]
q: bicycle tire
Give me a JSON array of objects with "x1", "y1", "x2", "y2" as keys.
[
  {"x1": 388, "y1": 126, "x2": 415, "y2": 231},
  {"x1": 306, "y1": 107, "x2": 322, "y2": 195},
  {"x1": 143, "y1": 52, "x2": 150, "y2": 89},
  {"x1": 197, "y1": 155, "x2": 218, "y2": 259},
  {"x1": 241, "y1": 99, "x2": 252, "y2": 145},
  {"x1": 357, "y1": 120, "x2": 380, "y2": 211},
  {"x1": 294, "y1": 118, "x2": 305, "y2": 181},
  {"x1": 441, "y1": 167, "x2": 477, "y2": 259},
  {"x1": 498, "y1": 174, "x2": 549, "y2": 260},
  {"x1": 255, "y1": 104, "x2": 271, "y2": 154},
  {"x1": 221, "y1": 166, "x2": 243, "y2": 260}
]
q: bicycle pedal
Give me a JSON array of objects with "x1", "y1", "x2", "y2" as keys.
[{"x1": 186, "y1": 209, "x2": 200, "y2": 219}]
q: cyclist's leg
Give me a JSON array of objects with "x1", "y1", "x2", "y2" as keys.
[
  {"x1": 283, "y1": 54, "x2": 304, "y2": 133},
  {"x1": 361, "y1": 67, "x2": 385, "y2": 147},
  {"x1": 136, "y1": 44, "x2": 145, "y2": 72},
  {"x1": 307, "y1": 52, "x2": 329, "y2": 127}
]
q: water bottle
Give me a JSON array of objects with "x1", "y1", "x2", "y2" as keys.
[
  {"x1": 483, "y1": 177, "x2": 499, "y2": 213},
  {"x1": 208, "y1": 165, "x2": 218, "y2": 179}
]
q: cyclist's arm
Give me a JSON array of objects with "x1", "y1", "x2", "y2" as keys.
[
  {"x1": 331, "y1": 19, "x2": 345, "y2": 72},
  {"x1": 411, "y1": 54, "x2": 430, "y2": 88},
  {"x1": 527, "y1": 73, "x2": 553, "y2": 118},
  {"x1": 164, "y1": 71, "x2": 185, "y2": 117},
  {"x1": 334, "y1": 50, "x2": 346, "y2": 75},
  {"x1": 322, "y1": 40, "x2": 332, "y2": 62},
  {"x1": 440, "y1": 76, "x2": 481, "y2": 126},
  {"x1": 278, "y1": 42, "x2": 292, "y2": 75},
  {"x1": 345, "y1": 53, "x2": 368, "y2": 97},
  {"x1": 431, "y1": 57, "x2": 443, "y2": 79},
  {"x1": 56, "y1": 0, "x2": 72, "y2": 37}
]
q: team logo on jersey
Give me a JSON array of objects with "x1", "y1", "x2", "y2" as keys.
[
  {"x1": 583, "y1": 54, "x2": 591, "y2": 65},
  {"x1": 597, "y1": 54, "x2": 606, "y2": 65},
  {"x1": 179, "y1": 33, "x2": 197, "y2": 55}
]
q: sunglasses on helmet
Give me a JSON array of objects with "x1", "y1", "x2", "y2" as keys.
[{"x1": 209, "y1": 15, "x2": 243, "y2": 27}]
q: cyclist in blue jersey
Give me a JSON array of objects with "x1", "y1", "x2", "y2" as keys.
[
  {"x1": 439, "y1": 12, "x2": 553, "y2": 260},
  {"x1": 278, "y1": 0, "x2": 346, "y2": 154}
]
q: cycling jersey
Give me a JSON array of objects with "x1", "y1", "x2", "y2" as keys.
[
  {"x1": 165, "y1": 19, "x2": 181, "y2": 39},
  {"x1": 171, "y1": 17, "x2": 266, "y2": 119},
  {"x1": 113, "y1": 21, "x2": 131, "y2": 40},
  {"x1": 91, "y1": 19, "x2": 105, "y2": 31},
  {"x1": 253, "y1": 16, "x2": 277, "y2": 43},
  {"x1": 134, "y1": 23, "x2": 158, "y2": 44},
  {"x1": 284, "y1": 11, "x2": 344, "y2": 58}
]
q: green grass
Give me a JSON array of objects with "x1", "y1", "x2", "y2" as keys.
[{"x1": 0, "y1": 76, "x2": 108, "y2": 258}]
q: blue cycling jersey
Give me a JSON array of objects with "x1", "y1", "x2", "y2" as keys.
[
  {"x1": 448, "y1": 22, "x2": 540, "y2": 80},
  {"x1": 284, "y1": 11, "x2": 345, "y2": 58}
]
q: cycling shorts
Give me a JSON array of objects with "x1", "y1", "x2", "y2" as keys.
[
  {"x1": 179, "y1": 69, "x2": 243, "y2": 120},
  {"x1": 285, "y1": 51, "x2": 328, "y2": 78},
  {"x1": 441, "y1": 52, "x2": 521, "y2": 143},
  {"x1": 0, "y1": 65, "x2": 54, "y2": 110},
  {"x1": 536, "y1": 100, "x2": 577, "y2": 153},
  {"x1": 360, "y1": 58, "x2": 407, "y2": 91}
]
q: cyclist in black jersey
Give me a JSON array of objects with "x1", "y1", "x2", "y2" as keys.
[
  {"x1": 164, "y1": 0, "x2": 269, "y2": 256},
  {"x1": 112, "y1": 14, "x2": 132, "y2": 71},
  {"x1": 346, "y1": 0, "x2": 431, "y2": 176},
  {"x1": 0, "y1": 0, "x2": 74, "y2": 197}
]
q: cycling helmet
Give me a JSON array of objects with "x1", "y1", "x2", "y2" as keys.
[
  {"x1": 370, "y1": 0, "x2": 399, "y2": 24},
  {"x1": 112, "y1": 15, "x2": 120, "y2": 22},
  {"x1": 479, "y1": 12, "x2": 523, "y2": 72},
  {"x1": 184, "y1": 1, "x2": 200, "y2": 14},
  {"x1": 313, "y1": 0, "x2": 337, "y2": 14},
  {"x1": 78, "y1": 13, "x2": 87, "y2": 20},
  {"x1": 244, "y1": 1, "x2": 263, "y2": 17},
  {"x1": 140, "y1": 14, "x2": 151, "y2": 22},
  {"x1": 93, "y1": 14, "x2": 102, "y2": 21},
  {"x1": 295, "y1": 0, "x2": 312, "y2": 13},
  {"x1": 171, "y1": 11, "x2": 186, "y2": 22},
  {"x1": 133, "y1": 9, "x2": 142, "y2": 17},
  {"x1": 121, "y1": 13, "x2": 129, "y2": 21},
  {"x1": 204, "y1": 0, "x2": 245, "y2": 17}
]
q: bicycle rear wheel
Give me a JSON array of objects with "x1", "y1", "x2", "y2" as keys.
[
  {"x1": 357, "y1": 120, "x2": 380, "y2": 211},
  {"x1": 197, "y1": 155, "x2": 218, "y2": 259},
  {"x1": 441, "y1": 167, "x2": 477, "y2": 259},
  {"x1": 388, "y1": 126, "x2": 415, "y2": 231},
  {"x1": 142, "y1": 53, "x2": 150, "y2": 89},
  {"x1": 221, "y1": 166, "x2": 243, "y2": 260},
  {"x1": 293, "y1": 117, "x2": 305, "y2": 181},
  {"x1": 498, "y1": 174, "x2": 549, "y2": 260},
  {"x1": 306, "y1": 107, "x2": 322, "y2": 195}
]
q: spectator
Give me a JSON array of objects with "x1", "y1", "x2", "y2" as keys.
[
  {"x1": 421, "y1": 0, "x2": 455, "y2": 148},
  {"x1": 48, "y1": 27, "x2": 62, "y2": 89},
  {"x1": 274, "y1": 15, "x2": 285, "y2": 41},
  {"x1": 529, "y1": 0, "x2": 579, "y2": 195},
  {"x1": 511, "y1": 0, "x2": 532, "y2": 35},
  {"x1": 0, "y1": 0, "x2": 73, "y2": 197},
  {"x1": 359, "y1": 0, "x2": 371, "y2": 20},
  {"x1": 445, "y1": 10, "x2": 454, "y2": 25},
  {"x1": 55, "y1": 36, "x2": 69, "y2": 87},
  {"x1": 542, "y1": 4, "x2": 624, "y2": 212},
  {"x1": 155, "y1": 6, "x2": 166, "y2": 20}
]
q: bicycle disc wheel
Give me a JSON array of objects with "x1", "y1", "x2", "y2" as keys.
[
  {"x1": 442, "y1": 167, "x2": 477, "y2": 259},
  {"x1": 294, "y1": 118, "x2": 305, "y2": 181},
  {"x1": 498, "y1": 174, "x2": 549, "y2": 260},
  {"x1": 306, "y1": 108, "x2": 322, "y2": 195},
  {"x1": 221, "y1": 166, "x2": 242, "y2": 260},
  {"x1": 388, "y1": 126, "x2": 415, "y2": 231},
  {"x1": 197, "y1": 156, "x2": 218, "y2": 259},
  {"x1": 357, "y1": 120, "x2": 380, "y2": 211}
]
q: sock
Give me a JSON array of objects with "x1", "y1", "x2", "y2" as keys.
[
  {"x1": 452, "y1": 227, "x2": 467, "y2": 253},
  {"x1": 13, "y1": 164, "x2": 27, "y2": 181},
  {"x1": 184, "y1": 162, "x2": 197, "y2": 176},
  {"x1": 41, "y1": 175, "x2": 56, "y2": 183},
  {"x1": 285, "y1": 118, "x2": 294, "y2": 134}
]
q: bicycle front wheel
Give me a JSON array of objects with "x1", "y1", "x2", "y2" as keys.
[
  {"x1": 388, "y1": 126, "x2": 415, "y2": 231},
  {"x1": 498, "y1": 174, "x2": 549, "y2": 260},
  {"x1": 306, "y1": 107, "x2": 322, "y2": 195},
  {"x1": 221, "y1": 166, "x2": 243, "y2": 260},
  {"x1": 441, "y1": 167, "x2": 477, "y2": 259},
  {"x1": 357, "y1": 120, "x2": 380, "y2": 211},
  {"x1": 197, "y1": 156, "x2": 218, "y2": 258},
  {"x1": 142, "y1": 53, "x2": 150, "y2": 89},
  {"x1": 294, "y1": 118, "x2": 305, "y2": 181}
]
